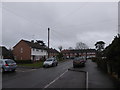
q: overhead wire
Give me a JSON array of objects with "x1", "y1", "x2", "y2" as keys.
[{"x1": 2, "y1": 3, "x2": 117, "y2": 49}]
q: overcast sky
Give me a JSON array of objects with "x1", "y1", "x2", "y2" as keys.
[{"x1": 1, "y1": 2, "x2": 118, "y2": 50}]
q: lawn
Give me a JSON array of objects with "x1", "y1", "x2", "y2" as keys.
[
  {"x1": 18, "y1": 59, "x2": 68, "y2": 68},
  {"x1": 18, "y1": 61, "x2": 44, "y2": 68}
]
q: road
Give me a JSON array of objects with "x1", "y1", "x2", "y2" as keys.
[
  {"x1": 2, "y1": 59, "x2": 117, "y2": 89},
  {"x1": 2, "y1": 60, "x2": 86, "y2": 88}
]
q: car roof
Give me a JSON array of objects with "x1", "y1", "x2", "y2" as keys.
[
  {"x1": 74, "y1": 57, "x2": 85, "y2": 60},
  {"x1": 47, "y1": 58, "x2": 55, "y2": 59},
  {"x1": 0, "y1": 59, "x2": 13, "y2": 61}
]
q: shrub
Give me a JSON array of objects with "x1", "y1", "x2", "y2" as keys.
[
  {"x1": 14, "y1": 60, "x2": 33, "y2": 64},
  {"x1": 91, "y1": 57, "x2": 97, "y2": 62}
]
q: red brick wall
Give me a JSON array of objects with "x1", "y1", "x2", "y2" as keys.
[
  {"x1": 49, "y1": 53, "x2": 58, "y2": 57},
  {"x1": 13, "y1": 40, "x2": 31, "y2": 60}
]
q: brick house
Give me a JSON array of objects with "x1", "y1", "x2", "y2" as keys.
[
  {"x1": 61, "y1": 49, "x2": 96, "y2": 59},
  {"x1": 13, "y1": 39, "x2": 48, "y2": 61},
  {"x1": 0, "y1": 46, "x2": 14, "y2": 59},
  {"x1": 49, "y1": 48, "x2": 59, "y2": 58}
]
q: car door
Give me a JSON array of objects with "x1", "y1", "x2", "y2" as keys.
[{"x1": 54, "y1": 59, "x2": 58, "y2": 64}]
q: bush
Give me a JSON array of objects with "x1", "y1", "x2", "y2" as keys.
[
  {"x1": 14, "y1": 60, "x2": 33, "y2": 64},
  {"x1": 57, "y1": 53, "x2": 64, "y2": 61},
  {"x1": 91, "y1": 57, "x2": 97, "y2": 62},
  {"x1": 104, "y1": 34, "x2": 120, "y2": 78}
]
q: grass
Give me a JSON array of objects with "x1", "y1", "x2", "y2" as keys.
[
  {"x1": 18, "y1": 59, "x2": 68, "y2": 68},
  {"x1": 18, "y1": 61, "x2": 44, "y2": 68}
]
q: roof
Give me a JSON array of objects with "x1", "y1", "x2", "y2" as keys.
[
  {"x1": 0, "y1": 46, "x2": 10, "y2": 55},
  {"x1": 49, "y1": 48, "x2": 59, "y2": 53},
  {"x1": 22, "y1": 40, "x2": 48, "y2": 50},
  {"x1": 61, "y1": 49, "x2": 96, "y2": 54}
]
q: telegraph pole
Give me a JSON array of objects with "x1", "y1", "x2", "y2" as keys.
[{"x1": 48, "y1": 28, "x2": 50, "y2": 58}]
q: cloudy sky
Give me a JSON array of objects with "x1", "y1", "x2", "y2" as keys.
[{"x1": 1, "y1": 2, "x2": 118, "y2": 50}]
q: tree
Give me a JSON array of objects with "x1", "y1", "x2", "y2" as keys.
[
  {"x1": 68, "y1": 47, "x2": 73, "y2": 50},
  {"x1": 36, "y1": 40, "x2": 45, "y2": 46},
  {"x1": 58, "y1": 46, "x2": 63, "y2": 52},
  {"x1": 104, "y1": 34, "x2": 120, "y2": 78},
  {"x1": 95, "y1": 41, "x2": 105, "y2": 52},
  {"x1": 75, "y1": 42, "x2": 88, "y2": 60},
  {"x1": 75, "y1": 42, "x2": 89, "y2": 49},
  {"x1": 57, "y1": 46, "x2": 63, "y2": 61},
  {"x1": 94, "y1": 41, "x2": 105, "y2": 68}
]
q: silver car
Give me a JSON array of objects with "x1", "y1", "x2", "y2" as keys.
[
  {"x1": 43, "y1": 58, "x2": 58, "y2": 68},
  {"x1": 0, "y1": 59, "x2": 17, "y2": 72}
]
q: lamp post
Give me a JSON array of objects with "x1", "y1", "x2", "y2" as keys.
[{"x1": 48, "y1": 28, "x2": 50, "y2": 58}]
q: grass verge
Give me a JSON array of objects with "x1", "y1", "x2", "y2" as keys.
[{"x1": 18, "y1": 61, "x2": 43, "y2": 68}]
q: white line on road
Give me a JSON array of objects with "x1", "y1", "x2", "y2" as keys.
[
  {"x1": 44, "y1": 70, "x2": 68, "y2": 88},
  {"x1": 86, "y1": 71, "x2": 88, "y2": 89}
]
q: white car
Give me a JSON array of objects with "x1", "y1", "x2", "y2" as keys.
[{"x1": 43, "y1": 58, "x2": 58, "y2": 68}]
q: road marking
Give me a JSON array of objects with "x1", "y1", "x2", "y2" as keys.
[
  {"x1": 44, "y1": 70, "x2": 68, "y2": 88},
  {"x1": 16, "y1": 69, "x2": 37, "y2": 72},
  {"x1": 86, "y1": 71, "x2": 88, "y2": 89}
]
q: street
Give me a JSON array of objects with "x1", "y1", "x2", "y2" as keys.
[
  {"x1": 2, "y1": 59, "x2": 116, "y2": 89},
  {"x1": 1, "y1": 2, "x2": 119, "y2": 90}
]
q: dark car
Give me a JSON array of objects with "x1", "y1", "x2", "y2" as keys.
[{"x1": 73, "y1": 57, "x2": 86, "y2": 68}]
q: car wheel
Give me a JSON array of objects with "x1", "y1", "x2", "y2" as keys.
[
  {"x1": 73, "y1": 65, "x2": 76, "y2": 68},
  {"x1": 43, "y1": 65, "x2": 45, "y2": 68},
  {"x1": 52, "y1": 63, "x2": 54, "y2": 67},
  {"x1": 83, "y1": 63, "x2": 85, "y2": 67},
  {"x1": 12, "y1": 69, "x2": 16, "y2": 72},
  {"x1": 56, "y1": 63, "x2": 58, "y2": 66}
]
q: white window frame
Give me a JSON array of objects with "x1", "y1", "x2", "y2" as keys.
[{"x1": 21, "y1": 48, "x2": 23, "y2": 53}]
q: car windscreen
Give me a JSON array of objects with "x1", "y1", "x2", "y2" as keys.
[
  {"x1": 5, "y1": 60, "x2": 15, "y2": 64},
  {"x1": 46, "y1": 59, "x2": 53, "y2": 61},
  {"x1": 74, "y1": 57, "x2": 83, "y2": 60}
]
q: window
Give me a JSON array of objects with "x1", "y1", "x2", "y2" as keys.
[
  {"x1": 21, "y1": 57, "x2": 22, "y2": 60},
  {"x1": 33, "y1": 48, "x2": 35, "y2": 51},
  {"x1": 21, "y1": 48, "x2": 23, "y2": 53},
  {"x1": 36, "y1": 49, "x2": 39, "y2": 51}
]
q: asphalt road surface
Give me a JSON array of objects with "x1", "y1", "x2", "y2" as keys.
[
  {"x1": 2, "y1": 60, "x2": 86, "y2": 88},
  {"x1": 2, "y1": 59, "x2": 117, "y2": 89}
]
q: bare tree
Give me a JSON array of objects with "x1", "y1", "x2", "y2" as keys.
[
  {"x1": 75, "y1": 42, "x2": 89, "y2": 49},
  {"x1": 58, "y1": 46, "x2": 63, "y2": 52}
]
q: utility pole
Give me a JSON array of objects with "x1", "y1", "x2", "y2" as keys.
[{"x1": 48, "y1": 28, "x2": 50, "y2": 58}]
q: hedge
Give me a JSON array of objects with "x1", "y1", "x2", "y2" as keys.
[{"x1": 14, "y1": 60, "x2": 33, "y2": 64}]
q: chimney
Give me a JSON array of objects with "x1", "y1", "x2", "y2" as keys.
[
  {"x1": 36, "y1": 40, "x2": 45, "y2": 46},
  {"x1": 31, "y1": 40, "x2": 34, "y2": 43}
]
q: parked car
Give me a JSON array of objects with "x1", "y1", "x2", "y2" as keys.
[
  {"x1": 73, "y1": 57, "x2": 86, "y2": 68},
  {"x1": 0, "y1": 59, "x2": 17, "y2": 72},
  {"x1": 43, "y1": 58, "x2": 58, "y2": 68}
]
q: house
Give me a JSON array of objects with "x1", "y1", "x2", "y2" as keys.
[
  {"x1": 61, "y1": 49, "x2": 96, "y2": 59},
  {"x1": 0, "y1": 46, "x2": 14, "y2": 59},
  {"x1": 13, "y1": 39, "x2": 48, "y2": 61},
  {"x1": 49, "y1": 48, "x2": 59, "y2": 58}
]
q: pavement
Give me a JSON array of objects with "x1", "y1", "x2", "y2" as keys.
[
  {"x1": 74, "y1": 59, "x2": 117, "y2": 88},
  {"x1": 2, "y1": 59, "x2": 117, "y2": 89}
]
